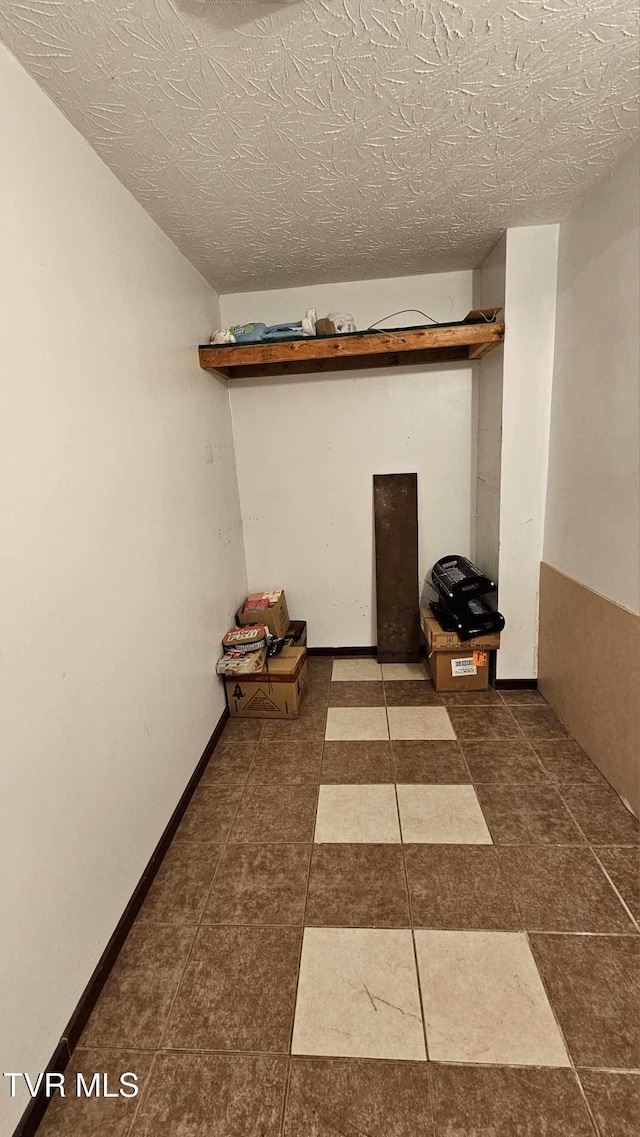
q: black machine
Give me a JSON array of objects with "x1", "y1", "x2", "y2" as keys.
[{"x1": 430, "y1": 555, "x2": 505, "y2": 640}]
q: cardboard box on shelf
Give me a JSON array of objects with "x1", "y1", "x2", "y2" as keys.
[
  {"x1": 217, "y1": 648, "x2": 267, "y2": 677},
  {"x1": 283, "y1": 620, "x2": 307, "y2": 648},
  {"x1": 222, "y1": 624, "x2": 268, "y2": 654},
  {"x1": 420, "y1": 609, "x2": 500, "y2": 652},
  {"x1": 225, "y1": 646, "x2": 307, "y2": 718},
  {"x1": 237, "y1": 590, "x2": 290, "y2": 640},
  {"x1": 420, "y1": 609, "x2": 500, "y2": 693}
]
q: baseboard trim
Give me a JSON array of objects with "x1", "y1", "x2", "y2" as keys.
[
  {"x1": 494, "y1": 679, "x2": 538, "y2": 690},
  {"x1": 11, "y1": 1041, "x2": 71, "y2": 1137},
  {"x1": 12, "y1": 707, "x2": 229, "y2": 1137}
]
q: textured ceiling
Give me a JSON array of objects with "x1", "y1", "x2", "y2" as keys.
[{"x1": 1, "y1": 0, "x2": 638, "y2": 292}]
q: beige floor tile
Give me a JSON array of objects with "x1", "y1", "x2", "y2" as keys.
[
  {"x1": 381, "y1": 663, "x2": 430, "y2": 681},
  {"x1": 397, "y1": 784, "x2": 492, "y2": 844},
  {"x1": 292, "y1": 927, "x2": 426, "y2": 1061},
  {"x1": 331, "y1": 658, "x2": 382, "y2": 681},
  {"x1": 387, "y1": 706, "x2": 455, "y2": 741},
  {"x1": 415, "y1": 930, "x2": 570, "y2": 1067},
  {"x1": 325, "y1": 707, "x2": 389, "y2": 741},
  {"x1": 314, "y1": 784, "x2": 401, "y2": 843}
]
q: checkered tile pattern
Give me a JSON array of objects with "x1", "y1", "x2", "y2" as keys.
[{"x1": 40, "y1": 657, "x2": 640, "y2": 1137}]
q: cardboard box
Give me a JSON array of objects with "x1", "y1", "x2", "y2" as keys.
[
  {"x1": 283, "y1": 620, "x2": 307, "y2": 648},
  {"x1": 222, "y1": 624, "x2": 268, "y2": 653},
  {"x1": 216, "y1": 648, "x2": 266, "y2": 677},
  {"x1": 225, "y1": 646, "x2": 307, "y2": 718},
  {"x1": 420, "y1": 608, "x2": 501, "y2": 652},
  {"x1": 420, "y1": 609, "x2": 500, "y2": 693},
  {"x1": 237, "y1": 590, "x2": 290, "y2": 640},
  {"x1": 428, "y1": 648, "x2": 490, "y2": 692}
]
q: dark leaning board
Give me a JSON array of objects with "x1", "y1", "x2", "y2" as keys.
[{"x1": 373, "y1": 472, "x2": 420, "y2": 664}]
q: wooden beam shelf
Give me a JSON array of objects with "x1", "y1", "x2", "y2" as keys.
[{"x1": 198, "y1": 317, "x2": 505, "y2": 379}]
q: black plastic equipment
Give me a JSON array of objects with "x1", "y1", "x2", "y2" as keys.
[
  {"x1": 431, "y1": 595, "x2": 505, "y2": 641},
  {"x1": 430, "y1": 554, "x2": 505, "y2": 641},
  {"x1": 431, "y1": 555, "x2": 496, "y2": 601}
]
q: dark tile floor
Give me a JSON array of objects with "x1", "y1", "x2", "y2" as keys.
[{"x1": 37, "y1": 657, "x2": 640, "y2": 1136}]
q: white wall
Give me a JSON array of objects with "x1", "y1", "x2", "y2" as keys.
[
  {"x1": 497, "y1": 226, "x2": 559, "y2": 679},
  {"x1": 471, "y1": 227, "x2": 559, "y2": 680},
  {"x1": 472, "y1": 235, "x2": 506, "y2": 585},
  {"x1": 221, "y1": 273, "x2": 474, "y2": 646},
  {"x1": 0, "y1": 44, "x2": 246, "y2": 1136},
  {"x1": 544, "y1": 141, "x2": 640, "y2": 614}
]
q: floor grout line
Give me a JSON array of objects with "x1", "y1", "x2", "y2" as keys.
[
  {"x1": 523, "y1": 927, "x2": 577, "y2": 1073},
  {"x1": 135, "y1": 921, "x2": 639, "y2": 936},
  {"x1": 574, "y1": 1068, "x2": 607, "y2": 1137},
  {"x1": 584, "y1": 847, "x2": 640, "y2": 934},
  {"x1": 395, "y1": 775, "x2": 431, "y2": 1063},
  {"x1": 277, "y1": 1057, "x2": 292, "y2": 1137},
  {"x1": 72, "y1": 1041, "x2": 640, "y2": 1073},
  {"x1": 554, "y1": 786, "x2": 640, "y2": 923},
  {"x1": 122, "y1": 1048, "x2": 160, "y2": 1137}
]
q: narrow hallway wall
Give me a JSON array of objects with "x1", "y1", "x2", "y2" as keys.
[
  {"x1": 540, "y1": 141, "x2": 640, "y2": 816},
  {"x1": 472, "y1": 226, "x2": 559, "y2": 681},
  {"x1": 497, "y1": 225, "x2": 559, "y2": 680},
  {"x1": 0, "y1": 44, "x2": 246, "y2": 1135}
]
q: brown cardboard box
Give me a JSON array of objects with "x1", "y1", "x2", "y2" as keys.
[
  {"x1": 283, "y1": 620, "x2": 307, "y2": 648},
  {"x1": 237, "y1": 591, "x2": 290, "y2": 640},
  {"x1": 428, "y1": 649, "x2": 490, "y2": 692},
  {"x1": 420, "y1": 609, "x2": 501, "y2": 652},
  {"x1": 420, "y1": 610, "x2": 500, "y2": 693},
  {"x1": 216, "y1": 647, "x2": 267, "y2": 678},
  {"x1": 225, "y1": 646, "x2": 307, "y2": 718}
]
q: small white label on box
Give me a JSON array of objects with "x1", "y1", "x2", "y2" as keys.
[{"x1": 451, "y1": 657, "x2": 477, "y2": 676}]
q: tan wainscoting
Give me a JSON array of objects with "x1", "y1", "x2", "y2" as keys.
[{"x1": 538, "y1": 563, "x2": 640, "y2": 818}]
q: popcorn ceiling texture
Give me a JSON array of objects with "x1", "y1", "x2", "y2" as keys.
[{"x1": 1, "y1": 0, "x2": 637, "y2": 292}]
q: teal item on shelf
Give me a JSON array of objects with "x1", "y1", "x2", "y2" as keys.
[
  {"x1": 230, "y1": 309, "x2": 317, "y2": 343},
  {"x1": 232, "y1": 322, "x2": 268, "y2": 343}
]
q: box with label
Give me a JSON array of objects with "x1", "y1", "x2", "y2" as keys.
[
  {"x1": 420, "y1": 610, "x2": 500, "y2": 692},
  {"x1": 237, "y1": 590, "x2": 290, "y2": 640},
  {"x1": 225, "y1": 646, "x2": 307, "y2": 718},
  {"x1": 216, "y1": 647, "x2": 267, "y2": 677}
]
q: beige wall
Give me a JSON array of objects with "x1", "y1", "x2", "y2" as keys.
[
  {"x1": 221, "y1": 273, "x2": 474, "y2": 647},
  {"x1": 539, "y1": 565, "x2": 639, "y2": 817},
  {"x1": 0, "y1": 45, "x2": 246, "y2": 1135},
  {"x1": 540, "y1": 142, "x2": 640, "y2": 814},
  {"x1": 544, "y1": 141, "x2": 640, "y2": 615}
]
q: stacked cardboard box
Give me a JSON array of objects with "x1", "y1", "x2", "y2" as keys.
[
  {"x1": 225, "y1": 646, "x2": 307, "y2": 719},
  {"x1": 420, "y1": 608, "x2": 500, "y2": 692},
  {"x1": 219, "y1": 591, "x2": 308, "y2": 718},
  {"x1": 237, "y1": 591, "x2": 290, "y2": 639}
]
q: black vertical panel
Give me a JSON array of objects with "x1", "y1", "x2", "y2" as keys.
[{"x1": 373, "y1": 473, "x2": 420, "y2": 663}]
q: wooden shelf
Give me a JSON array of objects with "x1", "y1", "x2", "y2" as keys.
[{"x1": 198, "y1": 318, "x2": 504, "y2": 379}]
